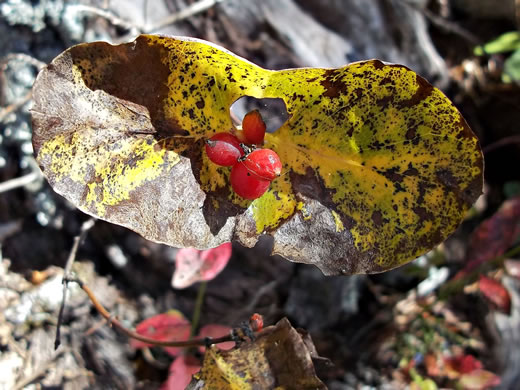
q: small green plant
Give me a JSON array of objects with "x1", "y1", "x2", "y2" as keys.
[{"x1": 475, "y1": 31, "x2": 520, "y2": 82}]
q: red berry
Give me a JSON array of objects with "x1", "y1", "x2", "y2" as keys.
[
  {"x1": 242, "y1": 110, "x2": 266, "y2": 144},
  {"x1": 230, "y1": 162, "x2": 270, "y2": 199},
  {"x1": 205, "y1": 133, "x2": 243, "y2": 166},
  {"x1": 242, "y1": 149, "x2": 282, "y2": 181},
  {"x1": 249, "y1": 313, "x2": 264, "y2": 332}
]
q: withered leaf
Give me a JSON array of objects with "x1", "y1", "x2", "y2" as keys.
[{"x1": 187, "y1": 317, "x2": 326, "y2": 389}]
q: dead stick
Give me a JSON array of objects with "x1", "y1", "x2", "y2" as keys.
[
  {"x1": 55, "y1": 218, "x2": 96, "y2": 349},
  {"x1": 67, "y1": 277, "x2": 235, "y2": 348},
  {"x1": 0, "y1": 170, "x2": 40, "y2": 194},
  {"x1": 145, "y1": 0, "x2": 226, "y2": 32},
  {"x1": 0, "y1": 53, "x2": 46, "y2": 71},
  {"x1": 68, "y1": 4, "x2": 142, "y2": 31},
  {"x1": 13, "y1": 348, "x2": 67, "y2": 390},
  {"x1": 0, "y1": 90, "x2": 32, "y2": 122},
  {"x1": 483, "y1": 135, "x2": 520, "y2": 154}
]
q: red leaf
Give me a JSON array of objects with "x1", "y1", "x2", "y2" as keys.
[
  {"x1": 464, "y1": 196, "x2": 520, "y2": 273},
  {"x1": 131, "y1": 310, "x2": 191, "y2": 357},
  {"x1": 197, "y1": 324, "x2": 235, "y2": 353},
  {"x1": 449, "y1": 354, "x2": 483, "y2": 374},
  {"x1": 443, "y1": 354, "x2": 483, "y2": 380},
  {"x1": 172, "y1": 242, "x2": 232, "y2": 289},
  {"x1": 478, "y1": 275, "x2": 511, "y2": 314},
  {"x1": 459, "y1": 369, "x2": 501, "y2": 390},
  {"x1": 160, "y1": 355, "x2": 201, "y2": 390}
]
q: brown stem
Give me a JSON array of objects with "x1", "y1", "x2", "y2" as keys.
[
  {"x1": 68, "y1": 278, "x2": 234, "y2": 348},
  {"x1": 483, "y1": 135, "x2": 520, "y2": 154}
]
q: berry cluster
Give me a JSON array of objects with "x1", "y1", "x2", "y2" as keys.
[{"x1": 205, "y1": 110, "x2": 282, "y2": 200}]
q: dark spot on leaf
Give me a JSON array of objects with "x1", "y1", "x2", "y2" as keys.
[
  {"x1": 403, "y1": 162, "x2": 419, "y2": 176},
  {"x1": 371, "y1": 210, "x2": 383, "y2": 227},
  {"x1": 320, "y1": 69, "x2": 348, "y2": 98},
  {"x1": 371, "y1": 60, "x2": 385, "y2": 70},
  {"x1": 413, "y1": 206, "x2": 433, "y2": 222},
  {"x1": 380, "y1": 167, "x2": 404, "y2": 183},
  {"x1": 396, "y1": 74, "x2": 434, "y2": 109}
]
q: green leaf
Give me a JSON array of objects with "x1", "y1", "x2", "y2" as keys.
[
  {"x1": 503, "y1": 48, "x2": 520, "y2": 82},
  {"x1": 474, "y1": 31, "x2": 520, "y2": 55},
  {"x1": 31, "y1": 35, "x2": 483, "y2": 275}
]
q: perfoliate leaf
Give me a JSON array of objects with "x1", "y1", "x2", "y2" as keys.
[{"x1": 32, "y1": 35, "x2": 483, "y2": 275}]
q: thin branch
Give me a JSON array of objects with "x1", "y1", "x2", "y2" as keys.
[
  {"x1": 399, "y1": 0, "x2": 480, "y2": 45},
  {"x1": 13, "y1": 348, "x2": 67, "y2": 390},
  {"x1": 0, "y1": 90, "x2": 33, "y2": 122},
  {"x1": 145, "y1": 0, "x2": 225, "y2": 32},
  {"x1": 55, "y1": 218, "x2": 96, "y2": 349},
  {"x1": 483, "y1": 135, "x2": 520, "y2": 154},
  {"x1": 228, "y1": 280, "x2": 277, "y2": 324},
  {"x1": 68, "y1": 277, "x2": 234, "y2": 348},
  {"x1": 0, "y1": 53, "x2": 46, "y2": 71},
  {"x1": 0, "y1": 170, "x2": 40, "y2": 194},
  {"x1": 68, "y1": 4, "x2": 142, "y2": 32}
]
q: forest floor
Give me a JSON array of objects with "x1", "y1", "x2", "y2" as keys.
[{"x1": 1, "y1": 0, "x2": 520, "y2": 389}]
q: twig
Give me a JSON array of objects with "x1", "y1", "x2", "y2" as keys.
[
  {"x1": 0, "y1": 53, "x2": 46, "y2": 71},
  {"x1": 55, "y1": 218, "x2": 96, "y2": 349},
  {"x1": 399, "y1": 0, "x2": 480, "y2": 45},
  {"x1": 483, "y1": 135, "x2": 520, "y2": 154},
  {"x1": 67, "y1": 4, "x2": 142, "y2": 32},
  {"x1": 145, "y1": 0, "x2": 225, "y2": 32},
  {"x1": 0, "y1": 170, "x2": 40, "y2": 193},
  {"x1": 0, "y1": 90, "x2": 33, "y2": 122},
  {"x1": 68, "y1": 277, "x2": 234, "y2": 348},
  {"x1": 13, "y1": 348, "x2": 67, "y2": 390},
  {"x1": 228, "y1": 280, "x2": 277, "y2": 324}
]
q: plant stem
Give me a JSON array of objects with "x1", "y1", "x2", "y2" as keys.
[
  {"x1": 69, "y1": 278, "x2": 233, "y2": 348},
  {"x1": 191, "y1": 281, "x2": 207, "y2": 337}
]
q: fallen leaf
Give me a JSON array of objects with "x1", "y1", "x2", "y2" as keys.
[
  {"x1": 458, "y1": 369, "x2": 501, "y2": 390},
  {"x1": 188, "y1": 318, "x2": 326, "y2": 389},
  {"x1": 463, "y1": 196, "x2": 520, "y2": 273},
  {"x1": 131, "y1": 310, "x2": 191, "y2": 357},
  {"x1": 161, "y1": 355, "x2": 201, "y2": 390},
  {"x1": 172, "y1": 243, "x2": 232, "y2": 289},
  {"x1": 444, "y1": 354, "x2": 483, "y2": 376},
  {"x1": 32, "y1": 35, "x2": 483, "y2": 275},
  {"x1": 478, "y1": 275, "x2": 511, "y2": 314}
]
